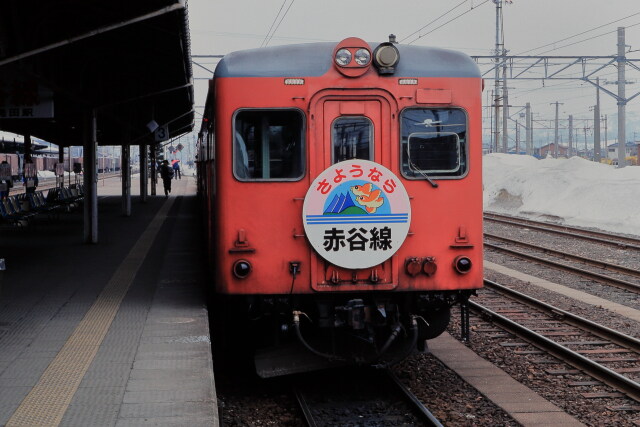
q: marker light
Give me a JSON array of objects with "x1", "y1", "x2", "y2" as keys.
[
  {"x1": 405, "y1": 258, "x2": 422, "y2": 277},
  {"x1": 422, "y1": 258, "x2": 437, "y2": 277},
  {"x1": 335, "y1": 48, "x2": 352, "y2": 66},
  {"x1": 354, "y1": 48, "x2": 371, "y2": 66},
  {"x1": 453, "y1": 256, "x2": 472, "y2": 274},
  {"x1": 233, "y1": 259, "x2": 252, "y2": 279},
  {"x1": 398, "y1": 78, "x2": 418, "y2": 85}
]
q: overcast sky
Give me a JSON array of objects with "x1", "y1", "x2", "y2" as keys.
[{"x1": 188, "y1": 0, "x2": 640, "y2": 147}]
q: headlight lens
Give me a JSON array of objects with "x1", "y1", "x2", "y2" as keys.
[
  {"x1": 335, "y1": 48, "x2": 352, "y2": 66},
  {"x1": 354, "y1": 48, "x2": 371, "y2": 66}
]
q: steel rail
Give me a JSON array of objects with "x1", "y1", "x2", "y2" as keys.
[
  {"x1": 469, "y1": 299, "x2": 640, "y2": 402},
  {"x1": 483, "y1": 279, "x2": 640, "y2": 353},
  {"x1": 485, "y1": 233, "x2": 640, "y2": 279},
  {"x1": 484, "y1": 213, "x2": 640, "y2": 250},
  {"x1": 293, "y1": 386, "x2": 318, "y2": 427},
  {"x1": 293, "y1": 370, "x2": 443, "y2": 427},
  {"x1": 484, "y1": 242, "x2": 640, "y2": 294},
  {"x1": 385, "y1": 370, "x2": 444, "y2": 427}
]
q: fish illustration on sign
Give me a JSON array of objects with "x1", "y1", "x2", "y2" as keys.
[{"x1": 350, "y1": 183, "x2": 384, "y2": 213}]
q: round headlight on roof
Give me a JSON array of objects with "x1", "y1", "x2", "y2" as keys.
[
  {"x1": 354, "y1": 48, "x2": 371, "y2": 66},
  {"x1": 335, "y1": 48, "x2": 352, "y2": 66}
]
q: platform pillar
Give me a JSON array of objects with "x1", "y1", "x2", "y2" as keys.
[
  {"x1": 139, "y1": 141, "x2": 148, "y2": 202},
  {"x1": 83, "y1": 109, "x2": 98, "y2": 243},
  {"x1": 150, "y1": 142, "x2": 157, "y2": 196},
  {"x1": 121, "y1": 144, "x2": 131, "y2": 216}
]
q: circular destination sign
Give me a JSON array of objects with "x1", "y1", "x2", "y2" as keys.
[{"x1": 302, "y1": 160, "x2": 411, "y2": 269}]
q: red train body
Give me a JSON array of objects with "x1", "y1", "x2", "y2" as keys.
[{"x1": 198, "y1": 37, "x2": 483, "y2": 375}]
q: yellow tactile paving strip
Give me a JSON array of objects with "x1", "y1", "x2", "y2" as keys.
[{"x1": 6, "y1": 193, "x2": 177, "y2": 427}]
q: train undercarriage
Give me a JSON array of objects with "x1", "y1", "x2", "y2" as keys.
[{"x1": 212, "y1": 290, "x2": 475, "y2": 377}]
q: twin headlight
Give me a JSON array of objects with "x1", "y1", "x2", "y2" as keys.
[{"x1": 335, "y1": 48, "x2": 371, "y2": 67}]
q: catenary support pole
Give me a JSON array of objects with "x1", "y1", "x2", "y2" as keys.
[
  {"x1": 617, "y1": 27, "x2": 627, "y2": 168},
  {"x1": 594, "y1": 77, "x2": 601, "y2": 163},
  {"x1": 502, "y1": 64, "x2": 509, "y2": 153},
  {"x1": 525, "y1": 103, "x2": 531, "y2": 155},
  {"x1": 569, "y1": 115, "x2": 574, "y2": 157},
  {"x1": 493, "y1": 0, "x2": 503, "y2": 154}
]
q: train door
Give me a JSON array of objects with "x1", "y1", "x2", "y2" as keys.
[{"x1": 308, "y1": 94, "x2": 398, "y2": 291}]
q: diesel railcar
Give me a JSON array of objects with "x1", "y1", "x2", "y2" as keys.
[{"x1": 198, "y1": 36, "x2": 483, "y2": 376}]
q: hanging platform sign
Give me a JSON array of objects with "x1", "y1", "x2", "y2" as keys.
[
  {"x1": 0, "y1": 76, "x2": 54, "y2": 119},
  {"x1": 302, "y1": 160, "x2": 411, "y2": 269}
]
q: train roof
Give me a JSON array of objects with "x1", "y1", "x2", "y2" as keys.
[{"x1": 214, "y1": 42, "x2": 481, "y2": 79}]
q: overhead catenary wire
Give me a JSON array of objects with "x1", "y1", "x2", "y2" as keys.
[
  {"x1": 532, "y1": 21, "x2": 640, "y2": 56},
  {"x1": 399, "y1": 0, "x2": 468, "y2": 44},
  {"x1": 262, "y1": 0, "x2": 296, "y2": 48},
  {"x1": 261, "y1": 0, "x2": 288, "y2": 48},
  {"x1": 407, "y1": 0, "x2": 491, "y2": 45},
  {"x1": 515, "y1": 10, "x2": 640, "y2": 56}
]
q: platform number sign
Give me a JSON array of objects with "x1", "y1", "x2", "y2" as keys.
[{"x1": 154, "y1": 125, "x2": 169, "y2": 142}]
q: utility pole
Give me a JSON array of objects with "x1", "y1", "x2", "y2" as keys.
[
  {"x1": 568, "y1": 115, "x2": 574, "y2": 157},
  {"x1": 593, "y1": 77, "x2": 601, "y2": 162},
  {"x1": 525, "y1": 102, "x2": 532, "y2": 155},
  {"x1": 551, "y1": 102, "x2": 563, "y2": 158},
  {"x1": 617, "y1": 27, "x2": 627, "y2": 167}
]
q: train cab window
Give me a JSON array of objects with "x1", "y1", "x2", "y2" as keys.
[
  {"x1": 233, "y1": 109, "x2": 304, "y2": 181},
  {"x1": 332, "y1": 117, "x2": 373, "y2": 163},
  {"x1": 400, "y1": 108, "x2": 467, "y2": 179}
]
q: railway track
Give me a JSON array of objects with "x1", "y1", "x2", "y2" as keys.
[
  {"x1": 484, "y1": 212, "x2": 640, "y2": 250},
  {"x1": 292, "y1": 368, "x2": 442, "y2": 426},
  {"x1": 484, "y1": 233, "x2": 640, "y2": 294},
  {"x1": 472, "y1": 279, "x2": 640, "y2": 403}
]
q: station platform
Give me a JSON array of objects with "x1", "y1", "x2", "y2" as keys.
[{"x1": 0, "y1": 174, "x2": 219, "y2": 426}]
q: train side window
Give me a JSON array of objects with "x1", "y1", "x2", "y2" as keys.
[
  {"x1": 400, "y1": 108, "x2": 468, "y2": 179},
  {"x1": 332, "y1": 117, "x2": 373, "y2": 163},
  {"x1": 233, "y1": 109, "x2": 304, "y2": 181}
]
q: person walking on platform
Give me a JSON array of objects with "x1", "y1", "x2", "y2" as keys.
[
  {"x1": 0, "y1": 160, "x2": 12, "y2": 200},
  {"x1": 159, "y1": 160, "x2": 174, "y2": 197},
  {"x1": 172, "y1": 160, "x2": 181, "y2": 180}
]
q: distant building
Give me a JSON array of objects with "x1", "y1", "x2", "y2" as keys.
[
  {"x1": 606, "y1": 142, "x2": 638, "y2": 159},
  {"x1": 537, "y1": 143, "x2": 568, "y2": 158}
]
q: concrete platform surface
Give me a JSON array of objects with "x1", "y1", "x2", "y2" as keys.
[
  {"x1": 429, "y1": 332, "x2": 585, "y2": 427},
  {"x1": 0, "y1": 175, "x2": 218, "y2": 426}
]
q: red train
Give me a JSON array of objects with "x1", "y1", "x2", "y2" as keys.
[{"x1": 198, "y1": 36, "x2": 483, "y2": 376}]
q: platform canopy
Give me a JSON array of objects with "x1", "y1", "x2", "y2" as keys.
[{"x1": 0, "y1": 0, "x2": 194, "y2": 147}]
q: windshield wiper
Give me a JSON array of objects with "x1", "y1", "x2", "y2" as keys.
[{"x1": 409, "y1": 161, "x2": 438, "y2": 188}]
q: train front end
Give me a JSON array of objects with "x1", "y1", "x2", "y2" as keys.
[{"x1": 203, "y1": 36, "x2": 483, "y2": 376}]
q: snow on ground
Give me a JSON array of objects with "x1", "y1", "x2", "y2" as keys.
[{"x1": 483, "y1": 153, "x2": 640, "y2": 236}]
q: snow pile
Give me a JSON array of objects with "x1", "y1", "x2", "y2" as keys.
[{"x1": 483, "y1": 153, "x2": 640, "y2": 236}]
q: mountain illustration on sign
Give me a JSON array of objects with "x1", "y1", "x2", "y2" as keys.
[{"x1": 323, "y1": 182, "x2": 385, "y2": 215}]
